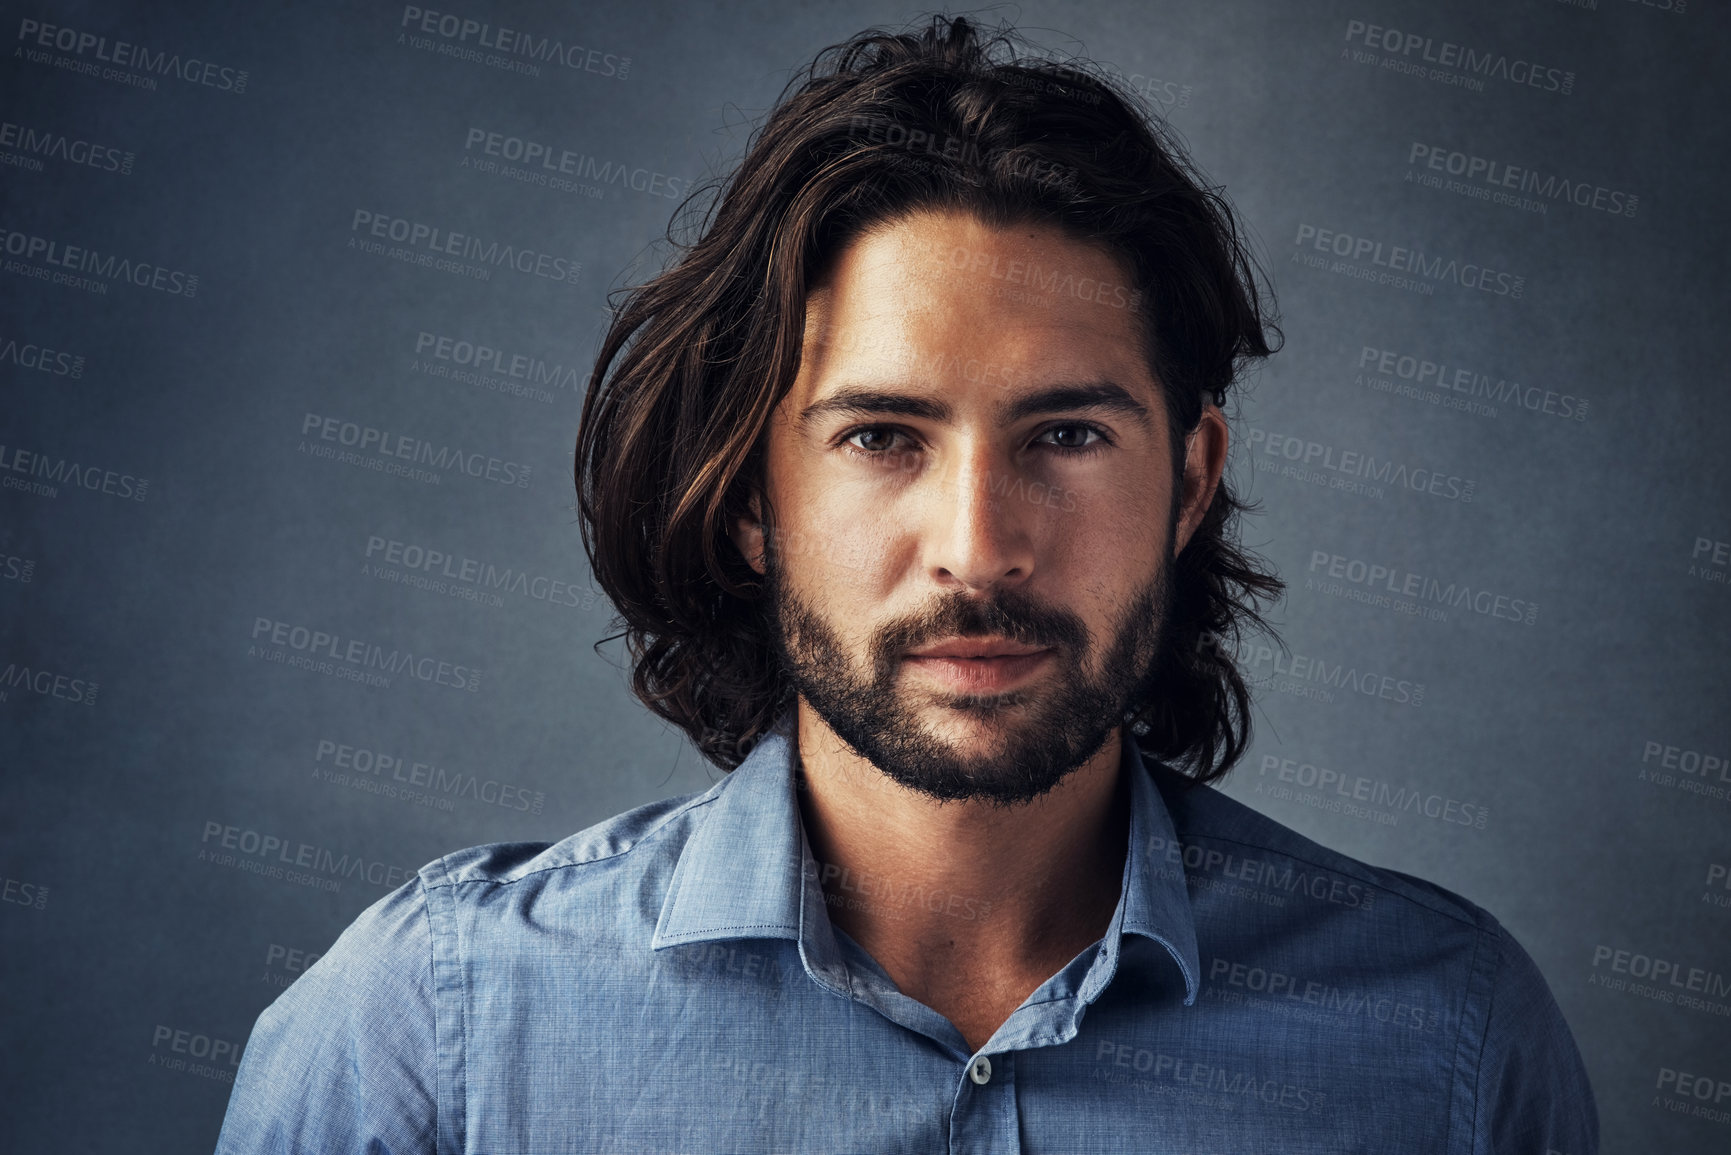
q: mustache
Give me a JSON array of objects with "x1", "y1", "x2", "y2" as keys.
[{"x1": 867, "y1": 588, "x2": 1091, "y2": 676}]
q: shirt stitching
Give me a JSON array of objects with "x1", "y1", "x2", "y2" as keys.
[
  {"x1": 658, "y1": 922, "x2": 797, "y2": 936},
  {"x1": 1460, "y1": 918, "x2": 1501, "y2": 1154},
  {"x1": 422, "y1": 793, "x2": 722, "y2": 890},
  {"x1": 426, "y1": 858, "x2": 470, "y2": 1155},
  {"x1": 416, "y1": 873, "x2": 447, "y2": 1155}
]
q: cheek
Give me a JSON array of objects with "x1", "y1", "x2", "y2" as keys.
[
  {"x1": 1037, "y1": 480, "x2": 1170, "y2": 640},
  {"x1": 1050, "y1": 468, "x2": 1172, "y2": 568},
  {"x1": 772, "y1": 491, "x2": 906, "y2": 601}
]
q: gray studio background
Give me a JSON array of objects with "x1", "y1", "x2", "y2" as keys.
[{"x1": 3, "y1": 0, "x2": 1728, "y2": 1150}]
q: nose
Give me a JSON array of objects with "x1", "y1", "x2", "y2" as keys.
[{"x1": 922, "y1": 440, "x2": 1036, "y2": 593}]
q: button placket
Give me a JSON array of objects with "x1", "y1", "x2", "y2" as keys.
[{"x1": 948, "y1": 1050, "x2": 1018, "y2": 1155}]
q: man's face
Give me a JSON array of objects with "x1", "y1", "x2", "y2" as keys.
[{"x1": 735, "y1": 209, "x2": 1218, "y2": 805}]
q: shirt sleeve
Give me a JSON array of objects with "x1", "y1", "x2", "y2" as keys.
[
  {"x1": 213, "y1": 874, "x2": 439, "y2": 1154},
  {"x1": 1472, "y1": 918, "x2": 1599, "y2": 1155}
]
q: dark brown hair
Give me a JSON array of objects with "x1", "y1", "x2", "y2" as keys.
[{"x1": 575, "y1": 15, "x2": 1283, "y2": 783}]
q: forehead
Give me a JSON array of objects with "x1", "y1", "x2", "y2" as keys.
[{"x1": 790, "y1": 209, "x2": 1158, "y2": 410}]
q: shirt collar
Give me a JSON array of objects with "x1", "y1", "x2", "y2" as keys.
[
  {"x1": 1099, "y1": 737, "x2": 1202, "y2": 1006},
  {"x1": 651, "y1": 721, "x2": 1200, "y2": 1007}
]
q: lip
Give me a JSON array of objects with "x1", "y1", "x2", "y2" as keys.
[
  {"x1": 902, "y1": 640, "x2": 1055, "y2": 694},
  {"x1": 904, "y1": 636, "x2": 1049, "y2": 659}
]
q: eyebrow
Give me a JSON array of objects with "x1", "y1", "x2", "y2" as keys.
[{"x1": 796, "y1": 381, "x2": 1154, "y2": 431}]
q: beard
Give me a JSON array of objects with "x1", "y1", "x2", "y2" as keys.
[{"x1": 763, "y1": 539, "x2": 1173, "y2": 807}]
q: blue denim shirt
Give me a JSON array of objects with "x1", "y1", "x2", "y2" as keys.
[{"x1": 215, "y1": 725, "x2": 1597, "y2": 1153}]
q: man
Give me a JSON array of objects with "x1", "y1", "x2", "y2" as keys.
[{"x1": 216, "y1": 16, "x2": 1597, "y2": 1153}]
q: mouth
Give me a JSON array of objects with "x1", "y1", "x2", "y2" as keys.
[
  {"x1": 902, "y1": 637, "x2": 1056, "y2": 694},
  {"x1": 905, "y1": 636, "x2": 1049, "y2": 660}
]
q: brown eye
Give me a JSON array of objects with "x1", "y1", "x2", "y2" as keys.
[
  {"x1": 1037, "y1": 423, "x2": 1105, "y2": 451},
  {"x1": 845, "y1": 428, "x2": 909, "y2": 453}
]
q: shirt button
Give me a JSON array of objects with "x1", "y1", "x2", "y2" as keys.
[{"x1": 969, "y1": 1055, "x2": 992, "y2": 1085}]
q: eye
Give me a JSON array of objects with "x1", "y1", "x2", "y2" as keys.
[
  {"x1": 1034, "y1": 422, "x2": 1109, "y2": 453},
  {"x1": 842, "y1": 427, "x2": 917, "y2": 455}
]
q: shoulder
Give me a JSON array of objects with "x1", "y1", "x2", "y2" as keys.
[
  {"x1": 421, "y1": 779, "x2": 724, "y2": 890},
  {"x1": 1148, "y1": 759, "x2": 1488, "y2": 929},
  {"x1": 216, "y1": 780, "x2": 731, "y2": 1149},
  {"x1": 1472, "y1": 917, "x2": 1600, "y2": 1150},
  {"x1": 1145, "y1": 761, "x2": 1598, "y2": 1150},
  {"x1": 274, "y1": 775, "x2": 726, "y2": 991},
  {"x1": 217, "y1": 877, "x2": 439, "y2": 1150}
]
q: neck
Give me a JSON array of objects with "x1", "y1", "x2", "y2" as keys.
[{"x1": 793, "y1": 700, "x2": 1131, "y2": 1030}]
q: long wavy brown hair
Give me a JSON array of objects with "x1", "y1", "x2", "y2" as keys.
[{"x1": 575, "y1": 15, "x2": 1283, "y2": 783}]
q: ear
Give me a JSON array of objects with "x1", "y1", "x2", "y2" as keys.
[
  {"x1": 1174, "y1": 403, "x2": 1228, "y2": 556},
  {"x1": 728, "y1": 490, "x2": 768, "y2": 575}
]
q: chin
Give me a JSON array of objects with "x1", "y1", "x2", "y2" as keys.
[{"x1": 916, "y1": 699, "x2": 1047, "y2": 742}]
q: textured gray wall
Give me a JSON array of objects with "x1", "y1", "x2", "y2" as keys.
[{"x1": 3, "y1": 1, "x2": 1727, "y2": 1150}]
